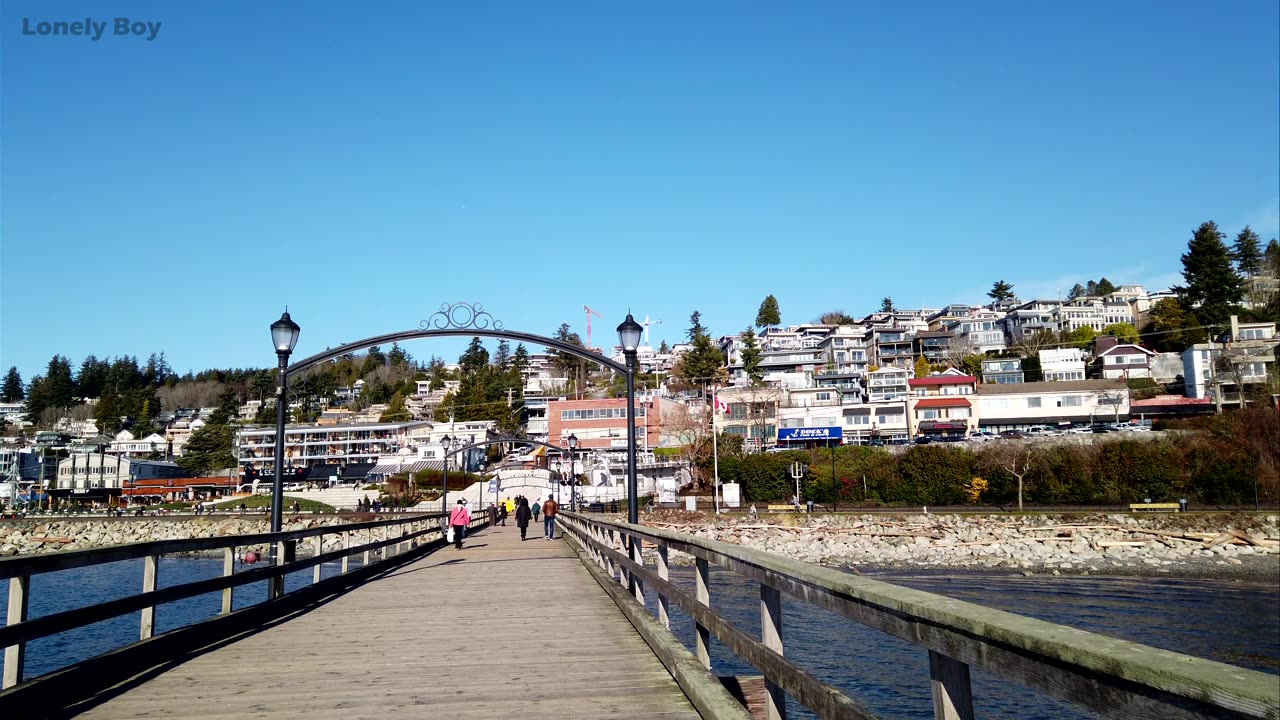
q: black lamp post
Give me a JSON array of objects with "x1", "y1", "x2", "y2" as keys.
[
  {"x1": 269, "y1": 310, "x2": 300, "y2": 536},
  {"x1": 567, "y1": 433, "x2": 579, "y2": 510},
  {"x1": 440, "y1": 434, "x2": 452, "y2": 513},
  {"x1": 616, "y1": 313, "x2": 643, "y2": 523}
]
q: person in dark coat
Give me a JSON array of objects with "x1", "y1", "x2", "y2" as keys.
[
  {"x1": 497, "y1": 502, "x2": 508, "y2": 526},
  {"x1": 515, "y1": 497, "x2": 532, "y2": 541}
]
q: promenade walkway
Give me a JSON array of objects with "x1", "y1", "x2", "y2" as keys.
[{"x1": 74, "y1": 522, "x2": 700, "y2": 719}]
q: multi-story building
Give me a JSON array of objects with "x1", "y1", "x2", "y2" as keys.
[
  {"x1": 981, "y1": 357, "x2": 1024, "y2": 384},
  {"x1": 945, "y1": 315, "x2": 1007, "y2": 354},
  {"x1": 236, "y1": 421, "x2": 434, "y2": 474},
  {"x1": 1182, "y1": 318, "x2": 1279, "y2": 403},
  {"x1": 1040, "y1": 348, "x2": 1088, "y2": 382},
  {"x1": 907, "y1": 373, "x2": 978, "y2": 438},
  {"x1": 107, "y1": 430, "x2": 168, "y2": 458},
  {"x1": 975, "y1": 380, "x2": 1130, "y2": 431},
  {"x1": 913, "y1": 331, "x2": 954, "y2": 367},
  {"x1": 546, "y1": 397, "x2": 669, "y2": 451},
  {"x1": 866, "y1": 367, "x2": 909, "y2": 403},
  {"x1": 1003, "y1": 300, "x2": 1061, "y2": 342},
  {"x1": 871, "y1": 327, "x2": 916, "y2": 371},
  {"x1": 775, "y1": 400, "x2": 909, "y2": 445},
  {"x1": 52, "y1": 456, "x2": 186, "y2": 502},
  {"x1": 1091, "y1": 339, "x2": 1154, "y2": 380},
  {"x1": 0, "y1": 447, "x2": 57, "y2": 484}
]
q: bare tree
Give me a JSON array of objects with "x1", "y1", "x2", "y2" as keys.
[
  {"x1": 1096, "y1": 388, "x2": 1127, "y2": 423},
  {"x1": 981, "y1": 442, "x2": 1041, "y2": 511},
  {"x1": 1012, "y1": 329, "x2": 1058, "y2": 358},
  {"x1": 658, "y1": 402, "x2": 715, "y2": 491},
  {"x1": 944, "y1": 336, "x2": 979, "y2": 371}
]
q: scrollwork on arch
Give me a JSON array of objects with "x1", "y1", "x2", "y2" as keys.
[{"x1": 419, "y1": 302, "x2": 504, "y2": 331}]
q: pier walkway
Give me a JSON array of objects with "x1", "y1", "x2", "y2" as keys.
[{"x1": 74, "y1": 523, "x2": 698, "y2": 720}]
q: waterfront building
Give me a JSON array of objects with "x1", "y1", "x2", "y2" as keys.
[
  {"x1": 907, "y1": 374, "x2": 978, "y2": 438},
  {"x1": 975, "y1": 380, "x2": 1130, "y2": 431}
]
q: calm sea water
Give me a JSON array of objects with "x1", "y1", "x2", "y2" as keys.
[{"x1": 2, "y1": 558, "x2": 1276, "y2": 719}]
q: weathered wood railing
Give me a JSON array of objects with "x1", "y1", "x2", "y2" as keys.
[
  {"x1": 559, "y1": 512, "x2": 1280, "y2": 720},
  {"x1": 1, "y1": 511, "x2": 484, "y2": 691}
]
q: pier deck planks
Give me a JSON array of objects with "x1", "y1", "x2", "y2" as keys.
[{"x1": 74, "y1": 523, "x2": 701, "y2": 719}]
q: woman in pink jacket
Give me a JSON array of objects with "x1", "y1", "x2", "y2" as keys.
[{"x1": 449, "y1": 499, "x2": 471, "y2": 550}]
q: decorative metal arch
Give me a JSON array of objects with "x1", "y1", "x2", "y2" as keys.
[
  {"x1": 441, "y1": 436, "x2": 573, "y2": 461},
  {"x1": 284, "y1": 302, "x2": 627, "y2": 378}
]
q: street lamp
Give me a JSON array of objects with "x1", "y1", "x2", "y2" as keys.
[
  {"x1": 440, "y1": 434, "x2": 452, "y2": 513},
  {"x1": 269, "y1": 310, "x2": 300, "y2": 537},
  {"x1": 567, "y1": 433, "x2": 579, "y2": 510},
  {"x1": 617, "y1": 313, "x2": 643, "y2": 523}
]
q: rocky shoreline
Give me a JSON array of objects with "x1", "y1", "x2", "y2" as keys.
[
  {"x1": 0, "y1": 516, "x2": 400, "y2": 558},
  {"x1": 640, "y1": 511, "x2": 1280, "y2": 581}
]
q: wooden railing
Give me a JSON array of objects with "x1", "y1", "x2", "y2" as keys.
[
  {"x1": 1, "y1": 511, "x2": 484, "y2": 691},
  {"x1": 559, "y1": 512, "x2": 1280, "y2": 720}
]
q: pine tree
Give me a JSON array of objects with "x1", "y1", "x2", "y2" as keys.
[
  {"x1": 658, "y1": 340, "x2": 670, "y2": 353},
  {"x1": 755, "y1": 295, "x2": 781, "y2": 328},
  {"x1": 1177, "y1": 221, "x2": 1244, "y2": 328},
  {"x1": 1085, "y1": 280, "x2": 1099, "y2": 296},
  {"x1": 987, "y1": 280, "x2": 1015, "y2": 303},
  {"x1": 1143, "y1": 298, "x2": 1205, "y2": 352},
  {"x1": 1066, "y1": 283, "x2": 1086, "y2": 301},
  {"x1": 1265, "y1": 239, "x2": 1280, "y2": 276},
  {"x1": 387, "y1": 342, "x2": 412, "y2": 368},
  {"x1": 1232, "y1": 226, "x2": 1263, "y2": 277},
  {"x1": 880, "y1": 297, "x2": 895, "y2": 313},
  {"x1": 207, "y1": 387, "x2": 240, "y2": 426},
  {"x1": 675, "y1": 311, "x2": 725, "y2": 385},
  {"x1": 380, "y1": 391, "x2": 412, "y2": 422},
  {"x1": 1095, "y1": 277, "x2": 1117, "y2": 296},
  {"x1": 740, "y1": 327, "x2": 763, "y2": 385},
  {"x1": 1, "y1": 367, "x2": 22, "y2": 401}
]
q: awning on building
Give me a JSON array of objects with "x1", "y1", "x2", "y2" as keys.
[
  {"x1": 913, "y1": 398, "x2": 972, "y2": 409},
  {"x1": 917, "y1": 421, "x2": 969, "y2": 432},
  {"x1": 342, "y1": 463, "x2": 375, "y2": 479}
]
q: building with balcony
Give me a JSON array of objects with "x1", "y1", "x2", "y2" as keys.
[
  {"x1": 871, "y1": 327, "x2": 916, "y2": 372},
  {"x1": 866, "y1": 367, "x2": 910, "y2": 403},
  {"x1": 547, "y1": 397, "x2": 669, "y2": 451},
  {"x1": 1091, "y1": 339, "x2": 1154, "y2": 380},
  {"x1": 913, "y1": 331, "x2": 954, "y2": 367},
  {"x1": 236, "y1": 421, "x2": 434, "y2": 475},
  {"x1": 107, "y1": 430, "x2": 168, "y2": 458},
  {"x1": 1182, "y1": 318, "x2": 1278, "y2": 403},
  {"x1": 944, "y1": 315, "x2": 1007, "y2": 354},
  {"x1": 981, "y1": 358, "x2": 1024, "y2": 384},
  {"x1": 1040, "y1": 347, "x2": 1089, "y2": 382},
  {"x1": 907, "y1": 374, "x2": 978, "y2": 438}
]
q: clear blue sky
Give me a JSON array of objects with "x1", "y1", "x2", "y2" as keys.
[{"x1": 2, "y1": 1, "x2": 1277, "y2": 382}]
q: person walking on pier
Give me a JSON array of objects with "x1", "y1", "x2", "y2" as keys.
[
  {"x1": 531, "y1": 496, "x2": 541, "y2": 524},
  {"x1": 542, "y1": 495, "x2": 559, "y2": 540},
  {"x1": 498, "y1": 501, "x2": 508, "y2": 526},
  {"x1": 449, "y1": 499, "x2": 471, "y2": 550},
  {"x1": 515, "y1": 497, "x2": 532, "y2": 541}
]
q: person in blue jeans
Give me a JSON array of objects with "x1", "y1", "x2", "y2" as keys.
[{"x1": 542, "y1": 495, "x2": 559, "y2": 540}]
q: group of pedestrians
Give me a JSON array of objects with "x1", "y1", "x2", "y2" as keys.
[{"x1": 491, "y1": 494, "x2": 559, "y2": 541}]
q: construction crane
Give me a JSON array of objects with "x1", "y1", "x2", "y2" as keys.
[
  {"x1": 584, "y1": 306, "x2": 603, "y2": 349},
  {"x1": 640, "y1": 315, "x2": 662, "y2": 345}
]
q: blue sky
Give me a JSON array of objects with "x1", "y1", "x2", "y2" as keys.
[{"x1": 2, "y1": 1, "x2": 1277, "y2": 382}]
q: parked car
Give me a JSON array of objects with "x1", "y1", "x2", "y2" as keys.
[
  {"x1": 1090, "y1": 424, "x2": 1117, "y2": 433},
  {"x1": 914, "y1": 436, "x2": 933, "y2": 445},
  {"x1": 968, "y1": 431, "x2": 998, "y2": 442},
  {"x1": 999, "y1": 430, "x2": 1028, "y2": 439}
]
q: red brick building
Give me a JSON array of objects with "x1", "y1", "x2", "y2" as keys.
[{"x1": 546, "y1": 397, "x2": 673, "y2": 450}]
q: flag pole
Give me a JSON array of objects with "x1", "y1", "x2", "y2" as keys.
[{"x1": 711, "y1": 383, "x2": 721, "y2": 514}]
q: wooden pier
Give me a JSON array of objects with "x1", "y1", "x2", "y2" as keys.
[{"x1": 69, "y1": 524, "x2": 702, "y2": 719}]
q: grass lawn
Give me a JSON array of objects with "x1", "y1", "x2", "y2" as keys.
[{"x1": 212, "y1": 495, "x2": 337, "y2": 513}]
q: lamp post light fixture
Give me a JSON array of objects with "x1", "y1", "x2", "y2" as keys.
[
  {"x1": 440, "y1": 434, "x2": 452, "y2": 513},
  {"x1": 616, "y1": 313, "x2": 643, "y2": 524},
  {"x1": 269, "y1": 310, "x2": 300, "y2": 599}
]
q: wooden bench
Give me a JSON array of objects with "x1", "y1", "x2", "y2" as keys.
[
  {"x1": 1130, "y1": 502, "x2": 1181, "y2": 512},
  {"x1": 766, "y1": 504, "x2": 799, "y2": 512}
]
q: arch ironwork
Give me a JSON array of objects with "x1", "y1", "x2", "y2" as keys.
[{"x1": 284, "y1": 302, "x2": 627, "y2": 378}]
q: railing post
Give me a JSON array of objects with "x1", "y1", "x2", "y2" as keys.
[
  {"x1": 656, "y1": 541, "x2": 670, "y2": 629},
  {"x1": 382, "y1": 524, "x2": 390, "y2": 558},
  {"x1": 313, "y1": 534, "x2": 324, "y2": 584},
  {"x1": 630, "y1": 535, "x2": 644, "y2": 605},
  {"x1": 929, "y1": 650, "x2": 975, "y2": 720},
  {"x1": 341, "y1": 531, "x2": 351, "y2": 574},
  {"x1": 362, "y1": 530, "x2": 372, "y2": 567},
  {"x1": 617, "y1": 531, "x2": 629, "y2": 589},
  {"x1": 761, "y1": 583, "x2": 785, "y2": 720},
  {"x1": 3, "y1": 575, "x2": 30, "y2": 689},
  {"x1": 221, "y1": 546, "x2": 235, "y2": 614},
  {"x1": 695, "y1": 556, "x2": 711, "y2": 670},
  {"x1": 140, "y1": 554, "x2": 160, "y2": 640},
  {"x1": 607, "y1": 529, "x2": 618, "y2": 581}
]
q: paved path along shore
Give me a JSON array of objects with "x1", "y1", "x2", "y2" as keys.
[{"x1": 74, "y1": 523, "x2": 700, "y2": 719}]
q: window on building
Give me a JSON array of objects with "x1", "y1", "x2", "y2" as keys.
[
  {"x1": 781, "y1": 418, "x2": 805, "y2": 428},
  {"x1": 816, "y1": 392, "x2": 832, "y2": 401},
  {"x1": 1059, "y1": 396, "x2": 1083, "y2": 407},
  {"x1": 1027, "y1": 397, "x2": 1042, "y2": 408},
  {"x1": 951, "y1": 407, "x2": 971, "y2": 418},
  {"x1": 920, "y1": 409, "x2": 939, "y2": 420}
]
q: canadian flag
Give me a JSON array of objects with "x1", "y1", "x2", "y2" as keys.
[{"x1": 712, "y1": 389, "x2": 730, "y2": 415}]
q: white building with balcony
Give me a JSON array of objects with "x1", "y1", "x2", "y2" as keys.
[
  {"x1": 976, "y1": 380, "x2": 1130, "y2": 430},
  {"x1": 867, "y1": 367, "x2": 909, "y2": 403},
  {"x1": 1040, "y1": 348, "x2": 1089, "y2": 382}
]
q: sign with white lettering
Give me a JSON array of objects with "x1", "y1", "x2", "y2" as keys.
[{"x1": 777, "y1": 427, "x2": 843, "y2": 441}]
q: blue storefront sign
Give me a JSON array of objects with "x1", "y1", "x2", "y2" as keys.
[{"x1": 777, "y1": 427, "x2": 843, "y2": 441}]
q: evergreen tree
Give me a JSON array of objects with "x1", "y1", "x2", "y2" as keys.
[
  {"x1": 1095, "y1": 277, "x2": 1117, "y2": 296},
  {"x1": 380, "y1": 391, "x2": 411, "y2": 422},
  {"x1": 913, "y1": 355, "x2": 931, "y2": 379},
  {"x1": 755, "y1": 295, "x2": 781, "y2": 328},
  {"x1": 880, "y1": 297, "x2": 895, "y2": 313},
  {"x1": 1085, "y1": 280, "x2": 1099, "y2": 296},
  {"x1": 1232, "y1": 226, "x2": 1263, "y2": 277},
  {"x1": 1177, "y1": 221, "x2": 1244, "y2": 328},
  {"x1": 459, "y1": 337, "x2": 489, "y2": 373},
  {"x1": 94, "y1": 392, "x2": 122, "y2": 434},
  {"x1": 387, "y1": 342, "x2": 412, "y2": 368},
  {"x1": 76, "y1": 355, "x2": 109, "y2": 399},
  {"x1": 658, "y1": 340, "x2": 670, "y2": 353},
  {"x1": 1066, "y1": 283, "x2": 1086, "y2": 301},
  {"x1": 494, "y1": 339, "x2": 512, "y2": 370},
  {"x1": 817, "y1": 310, "x2": 856, "y2": 325},
  {"x1": 1142, "y1": 298, "x2": 1205, "y2": 352},
  {"x1": 987, "y1": 280, "x2": 1015, "y2": 303},
  {"x1": 361, "y1": 346, "x2": 386, "y2": 375},
  {"x1": 1265, "y1": 239, "x2": 1280, "y2": 276},
  {"x1": 1, "y1": 367, "x2": 22, "y2": 401},
  {"x1": 511, "y1": 344, "x2": 530, "y2": 374},
  {"x1": 177, "y1": 424, "x2": 237, "y2": 474},
  {"x1": 675, "y1": 311, "x2": 725, "y2": 385},
  {"x1": 25, "y1": 355, "x2": 75, "y2": 422},
  {"x1": 739, "y1": 327, "x2": 764, "y2": 385},
  {"x1": 207, "y1": 387, "x2": 241, "y2": 426}
]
